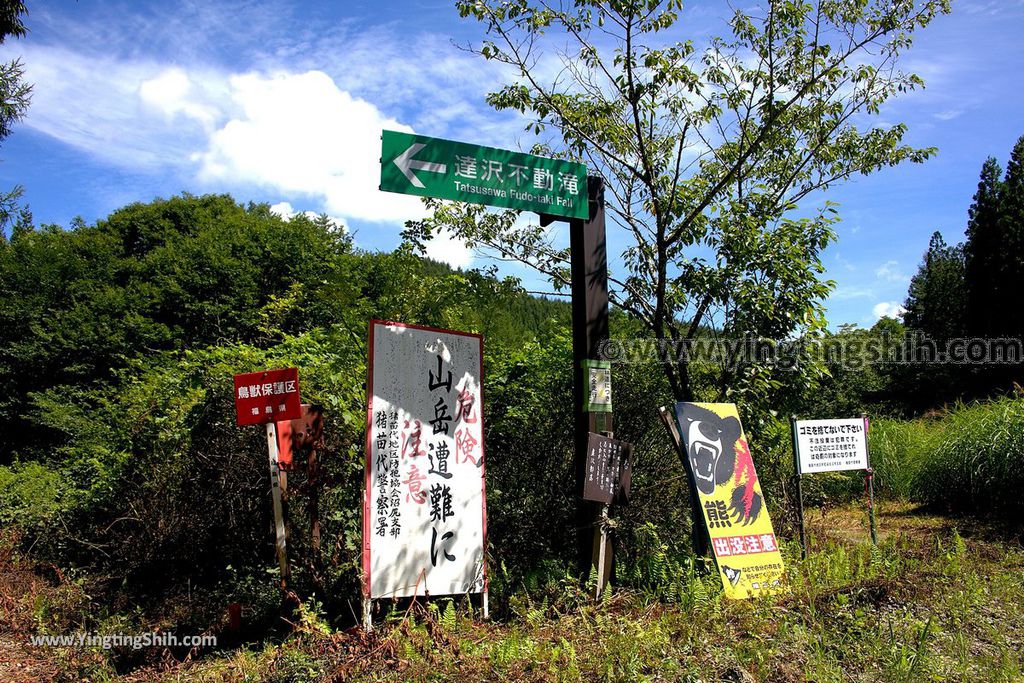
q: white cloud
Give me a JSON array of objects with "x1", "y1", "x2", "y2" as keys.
[
  {"x1": 269, "y1": 201, "x2": 349, "y2": 235},
  {"x1": 5, "y1": 16, "x2": 521, "y2": 228},
  {"x1": 269, "y1": 201, "x2": 296, "y2": 218},
  {"x1": 138, "y1": 68, "x2": 220, "y2": 129},
  {"x1": 962, "y1": 1, "x2": 1013, "y2": 15},
  {"x1": 933, "y1": 108, "x2": 963, "y2": 121},
  {"x1": 832, "y1": 286, "x2": 874, "y2": 301},
  {"x1": 872, "y1": 302, "x2": 907, "y2": 320},
  {"x1": 875, "y1": 260, "x2": 909, "y2": 283},
  {"x1": 195, "y1": 69, "x2": 426, "y2": 223},
  {"x1": 423, "y1": 229, "x2": 474, "y2": 270},
  {"x1": 13, "y1": 45, "x2": 209, "y2": 169},
  {"x1": 12, "y1": 43, "x2": 432, "y2": 224},
  {"x1": 834, "y1": 253, "x2": 857, "y2": 272}
]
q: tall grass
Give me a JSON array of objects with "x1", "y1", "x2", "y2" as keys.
[
  {"x1": 869, "y1": 419, "x2": 940, "y2": 500},
  {"x1": 915, "y1": 397, "x2": 1024, "y2": 515},
  {"x1": 870, "y1": 396, "x2": 1024, "y2": 517}
]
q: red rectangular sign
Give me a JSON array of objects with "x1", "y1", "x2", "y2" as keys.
[
  {"x1": 233, "y1": 368, "x2": 302, "y2": 426},
  {"x1": 274, "y1": 404, "x2": 324, "y2": 471}
]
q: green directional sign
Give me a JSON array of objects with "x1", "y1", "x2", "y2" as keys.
[{"x1": 379, "y1": 130, "x2": 589, "y2": 220}]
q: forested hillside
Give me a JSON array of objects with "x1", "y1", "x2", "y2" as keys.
[
  {"x1": 0, "y1": 193, "x2": 569, "y2": 459},
  {"x1": 0, "y1": 194, "x2": 597, "y2": 622}
]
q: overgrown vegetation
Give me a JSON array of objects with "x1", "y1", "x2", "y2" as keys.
[
  {"x1": 6, "y1": 506, "x2": 1022, "y2": 682},
  {"x1": 2, "y1": 186, "x2": 1023, "y2": 682},
  {"x1": 871, "y1": 396, "x2": 1024, "y2": 519},
  {"x1": 1, "y1": 0, "x2": 1022, "y2": 678}
]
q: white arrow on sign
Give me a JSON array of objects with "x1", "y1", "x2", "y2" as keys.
[{"x1": 393, "y1": 143, "x2": 447, "y2": 188}]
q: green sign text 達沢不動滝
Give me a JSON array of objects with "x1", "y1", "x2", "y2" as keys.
[{"x1": 379, "y1": 130, "x2": 589, "y2": 221}]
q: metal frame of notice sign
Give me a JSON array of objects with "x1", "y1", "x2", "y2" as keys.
[
  {"x1": 790, "y1": 415, "x2": 876, "y2": 559},
  {"x1": 362, "y1": 320, "x2": 488, "y2": 631},
  {"x1": 671, "y1": 403, "x2": 786, "y2": 599}
]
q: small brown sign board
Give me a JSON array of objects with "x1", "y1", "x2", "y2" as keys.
[{"x1": 583, "y1": 433, "x2": 632, "y2": 505}]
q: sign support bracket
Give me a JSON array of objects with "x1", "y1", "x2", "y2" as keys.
[
  {"x1": 658, "y1": 406, "x2": 709, "y2": 559},
  {"x1": 790, "y1": 415, "x2": 808, "y2": 560},
  {"x1": 862, "y1": 414, "x2": 878, "y2": 546},
  {"x1": 265, "y1": 423, "x2": 290, "y2": 589}
]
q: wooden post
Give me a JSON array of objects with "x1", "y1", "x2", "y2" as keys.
[
  {"x1": 862, "y1": 414, "x2": 878, "y2": 546},
  {"x1": 362, "y1": 597, "x2": 372, "y2": 632},
  {"x1": 592, "y1": 502, "x2": 611, "y2": 598},
  {"x1": 569, "y1": 176, "x2": 613, "y2": 593},
  {"x1": 790, "y1": 415, "x2": 807, "y2": 560},
  {"x1": 265, "y1": 423, "x2": 290, "y2": 588},
  {"x1": 658, "y1": 406, "x2": 709, "y2": 558},
  {"x1": 308, "y1": 443, "x2": 322, "y2": 558},
  {"x1": 591, "y1": 428, "x2": 615, "y2": 599}
]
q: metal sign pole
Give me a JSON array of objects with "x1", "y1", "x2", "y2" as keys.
[
  {"x1": 790, "y1": 416, "x2": 807, "y2": 560},
  {"x1": 265, "y1": 423, "x2": 290, "y2": 589},
  {"x1": 862, "y1": 414, "x2": 878, "y2": 546}
]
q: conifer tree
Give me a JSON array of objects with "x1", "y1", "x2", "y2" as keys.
[
  {"x1": 963, "y1": 157, "x2": 1003, "y2": 337},
  {"x1": 997, "y1": 136, "x2": 1024, "y2": 338}
]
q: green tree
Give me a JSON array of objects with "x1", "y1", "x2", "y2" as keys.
[
  {"x1": 894, "y1": 134, "x2": 1024, "y2": 406},
  {"x1": 409, "y1": 0, "x2": 949, "y2": 403},
  {"x1": 956, "y1": 135, "x2": 1024, "y2": 395},
  {"x1": 0, "y1": 195, "x2": 355, "y2": 460},
  {"x1": 963, "y1": 157, "x2": 1004, "y2": 338},
  {"x1": 903, "y1": 231, "x2": 966, "y2": 341},
  {"x1": 900, "y1": 231, "x2": 968, "y2": 407},
  {"x1": 0, "y1": 0, "x2": 31, "y2": 233},
  {"x1": 997, "y1": 136, "x2": 1024, "y2": 340}
]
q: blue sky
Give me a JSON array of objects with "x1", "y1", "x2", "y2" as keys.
[{"x1": 2, "y1": 0, "x2": 1023, "y2": 328}]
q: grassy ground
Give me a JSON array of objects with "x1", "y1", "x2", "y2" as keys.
[{"x1": 3, "y1": 502, "x2": 1023, "y2": 682}]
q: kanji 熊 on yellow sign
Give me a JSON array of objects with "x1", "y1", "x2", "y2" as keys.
[{"x1": 674, "y1": 403, "x2": 785, "y2": 599}]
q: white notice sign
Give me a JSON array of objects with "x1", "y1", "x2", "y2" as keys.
[
  {"x1": 794, "y1": 417, "x2": 869, "y2": 475},
  {"x1": 363, "y1": 320, "x2": 486, "y2": 599}
]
